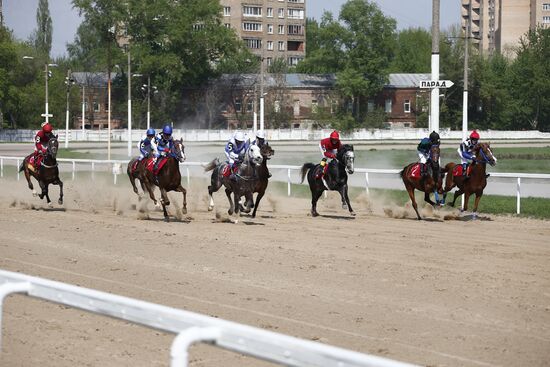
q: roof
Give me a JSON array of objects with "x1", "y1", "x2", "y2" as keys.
[{"x1": 387, "y1": 73, "x2": 431, "y2": 88}]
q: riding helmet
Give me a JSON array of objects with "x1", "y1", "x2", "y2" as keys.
[
  {"x1": 470, "y1": 130, "x2": 480, "y2": 140},
  {"x1": 234, "y1": 131, "x2": 245, "y2": 142},
  {"x1": 330, "y1": 130, "x2": 340, "y2": 140},
  {"x1": 162, "y1": 125, "x2": 173, "y2": 135},
  {"x1": 43, "y1": 123, "x2": 53, "y2": 133},
  {"x1": 256, "y1": 130, "x2": 265, "y2": 139},
  {"x1": 146, "y1": 128, "x2": 156, "y2": 136},
  {"x1": 429, "y1": 131, "x2": 440, "y2": 144}
]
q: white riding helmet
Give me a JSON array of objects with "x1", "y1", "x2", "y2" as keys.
[
  {"x1": 234, "y1": 131, "x2": 245, "y2": 142},
  {"x1": 256, "y1": 130, "x2": 265, "y2": 139}
]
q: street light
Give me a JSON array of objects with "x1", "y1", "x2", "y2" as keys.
[
  {"x1": 140, "y1": 76, "x2": 157, "y2": 130},
  {"x1": 22, "y1": 56, "x2": 58, "y2": 126},
  {"x1": 64, "y1": 71, "x2": 76, "y2": 148}
]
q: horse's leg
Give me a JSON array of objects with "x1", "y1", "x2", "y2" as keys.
[
  {"x1": 225, "y1": 188, "x2": 234, "y2": 215},
  {"x1": 233, "y1": 189, "x2": 241, "y2": 216},
  {"x1": 39, "y1": 180, "x2": 51, "y2": 205},
  {"x1": 176, "y1": 184, "x2": 187, "y2": 215},
  {"x1": 144, "y1": 178, "x2": 159, "y2": 207},
  {"x1": 472, "y1": 192, "x2": 483, "y2": 218},
  {"x1": 208, "y1": 171, "x2": 222, "y2": 211},
  {"x1": 128, "y1": 172, "x2": 139, "y2": 196},
  {"x1": 311, "y1": 189, "x2": 323, "y2": 217},
  {"x1": 405, "y1": 183, "x2": 421, "y2": 220},
  {"x1": 160, "y1": 188, "x2": 170, "y2": 222},
  {"x1": 55, "y1": 178, "x2": 64, "y2": 205},
  {"x1": 24, "y1": 166, "x2": 36, "y2": 196},
  {"x1": 424, "y1": 191, "x2": 436, "y2": 207},
  {"x1": 251, "y1": 191, "x2": 264, "y2": 218},
  {"x1": 343, "y1": 185, "x2": 355, "y2": 216},
  {"x1": 463, "y1": 191, "x2": 471, "y2": 213},
  {"x1": 450, "y1": 189, "x2": 464, "y2": 207}
]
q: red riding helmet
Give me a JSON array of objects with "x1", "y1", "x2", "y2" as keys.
[
  {"x1": 42, "y1": 123, "x2": 53, "y2": 133},
  {"x1": 330, "y1": 130, "x2": 340, "y2": 140},
  {"x1": 470, "y1": 130, "x2": 480, "y2": 140}
]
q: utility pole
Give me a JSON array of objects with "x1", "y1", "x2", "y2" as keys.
[
  {"x1": 253, "y1": 84, "x2": 258, "y2": 132},
  {"x1": 146, "y1": 75, "x2": 151, "y2": 129},
  {"x1": 64, "y1": 69, "x2": 73, "y2": 148},
  {"x1": 430, "y1": 0, "x2": 440, "y2": 133},
  {"x1": 462, "y1": 0, "x2": 471, "y2": 141},
  {"x1": 127, "y1": 46, "x2": 132, "y2": 157},
  {"x1": 81, "y1": 83, "x2": 85, "y2": 134},
  {"x1": 259, "y1": 56, "x2": 265, "y2": 131}
]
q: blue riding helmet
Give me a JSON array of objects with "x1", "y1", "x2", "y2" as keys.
[
  {"x1": 162, "y1": 125, "x2": 173, "y2": 135},
  {"x1": 146, "y1": 128, "x2": 155, "y2": 136}
]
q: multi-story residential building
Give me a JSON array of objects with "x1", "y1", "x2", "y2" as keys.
[
  {"x1": 462, "y1": 0, "x2": 550, "y2": 56},
  {"x1": 220, "y1": 0, "x2": 306, "y2": 67}
]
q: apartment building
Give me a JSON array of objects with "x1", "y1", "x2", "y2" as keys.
[
  {"x1": 462, "y1": 0, "x2": 550, "y2": 56},
  {"x1": 220, "y1": 0, "x2": 306, "y2": 67}
]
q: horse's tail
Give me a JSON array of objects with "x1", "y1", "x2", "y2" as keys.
[
  {"x1": 18, "y1": 159, "x2": 25, "y2": 172},
  {"x1": 440, "y1": 162, "x2": 454, "y2": 174},
  {"x1": 300, "y1": 163, "x2": 315, "y2": 183},
  {"x1": 203, "y1": 158, "x2": 219, "y2": 172}
]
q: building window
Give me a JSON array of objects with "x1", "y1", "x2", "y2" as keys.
[
  {"x1": 385, "y1": 98, "x2": 392, "y2": 113},
  {"x1": 247, "y1": 100, "x2": 253, "y2": 112},
  {"x1": 543, "y1": 3, "x2": 550, "y2": 11},
  {"x1": 278, "y1": 24, "x2": 284, "y2": 34},
  {"x1": 293, "y1": 100, "x2": 300, "y2": 117},
  {"x1": 278, "y1": 41, "x2": 285, "y2": 51},
  {"x1": 287, "y1": 56, "x2": 302, "y2": 66},
  {"x1": 243, "y1": 22, "x2": 262, "y2": 32},
  {"x1": 235, "y1": 98, "x2": 242, "y2": 112},
  {"x1": 404, "y1": 99, "x2": 411, "y2": 113},
  {"x1": 274, "y1": 100, "x2": 280, "y2": 113},
  {"x1": 311, "y1": 99, "x2": 318, "y2": 114},
  {"x1": 244, "y1": 38, "x2": 262, "y2": 49},
  {"x1": 267, "y1": 24, "x2": 273, "y2": 34},
  {"x1": 243, "y1": 6, "x2": 262, "y2": 17},
  {"x1": 287, "y1": 8, "x2": 304, "y2": 19},
  {"x1": 267, "y1": 7, "x2": 273, "y2": 17},
  {"x1": 543, "y1": 16, "x2": 550, "y2": 23},
  {"x1": 266, "y1": 57, "x2": 273, "y2": 66},
  {"x1": 287, "y1": 24, "x2": 303, "y2": 35},
  {"x1": 267, "y1": 41, "x2": 274, "y2": 50},
  {"x1": 93, "y1": 100, "x2": 100, "y2": 112},
  {"x1": 224, "y1": 23, "x2": 231, "y2": 28},
  {"x1": 331, "y1": 100, "x2": 337, "y2": 114},
  {"x1": 223, "y1": 7, "x2": 231, "y2": 16},
  {"x1": 278, "y1": 8, "x2": 285, "y2": 18}
]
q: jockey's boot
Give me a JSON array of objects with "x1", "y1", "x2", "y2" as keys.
[
  {"x1": 462, "y1": 163, "x2": 468, "y2": 178},
  {"x1": 229, "y1": 164, "x2": 239, "y2": 181},
  {"x1": 420, "y1": 163, "x2": 427, "y2": 177}
]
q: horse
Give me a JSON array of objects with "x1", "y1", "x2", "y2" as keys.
[
  {"x1": 441, "y1": 142, "x2": 497, "y2": 217},
  {"x1": 127, "y1": 157, "x2": 148, "y2": 198},
  {"x1": 204, "y1": 144, "x2": 263, "y2": 218},
  {"x1": 19, "y1": 137, "x2": 64, "y2": 206},
  {"x1": 300, "y1": 144, "x2": 356, "y2": 217},
  {"x1": 400, "y1": 144, "x2": 443, "y2": 220},
  {"x1": 240, "y1": 144, "x2": 275, "y2": 218},
  {"x1": 141, "y1": 138, "x2": 187, "y2": 221}
]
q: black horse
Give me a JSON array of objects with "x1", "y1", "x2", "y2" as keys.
[
  {"x1": 240, "y1": 144, "x2": 275, "y2": 217},
  {"x1": 204, "y1": 144, "x2": 263, "y2": 219},
  {"x1": 19, "y1": 137, "x2": 64, "y2": 206},
  {"x1": 301, "y1": 144, "x2": 356, "y2": 217},
  {"x1": 142, "y1": 139, "x2": 187, "y2": 221}
]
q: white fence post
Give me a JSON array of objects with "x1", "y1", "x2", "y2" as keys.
[
  {"x1": 0, "y1": 158, "x2": 3, "y2": 178},
  {"x1": 365, "y1": 172, "x2": 370, "y2": 196},
  {"x1": 16, "y1": 159, "x2": 20, "y2": 181},
  {"x1": 91, "y1": 162, "x2": 95, "y2": 181},
  {"x1": 72, "y1": 161, "x2": 76, "y2": 181},
  {"x1": 287, "y1": 168, "x2": 291, "y2": 197},
  {"x1": 517, "y1": 177, "x2": 521, "y2": 215},
  {"x1": 170, "y1": 327, "x2": 221, "y2": 367},
  {"x1": 0, "y1": 282, "x2": 32, "y2": 350}
]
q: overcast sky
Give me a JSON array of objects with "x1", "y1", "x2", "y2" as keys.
[{"x1": 4, "y1": 0, "x2": 460, "y2": 58}]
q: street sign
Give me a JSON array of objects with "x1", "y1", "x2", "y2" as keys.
[
  {"x1": 41, "y1": 113, "x2": 53, "y2": 117},
  {"x1": 419, "y1": 80, "x2": 454, "y2": 89}
]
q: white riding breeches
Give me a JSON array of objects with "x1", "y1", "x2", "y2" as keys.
[{"x1": 418, "y1": 152, "x2": 429, "y2": 164}]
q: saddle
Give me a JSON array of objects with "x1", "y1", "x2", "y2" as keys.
[
  {"x1": 222, "y1": 164, "x2": 238, "y2": 177},
  {"x1": 27, "y1": 154, "x2": 44, "y2": 172},
  {"x1": 452, "y1": 164, "x2": 472, "y2": 177},
  {"x1": 146, "y1": 157, "x2": 168, "y2": 175}
]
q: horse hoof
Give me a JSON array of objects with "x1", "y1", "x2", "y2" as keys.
[
  {"x1": 48, "y1": 202, "x2": 53, "y2": 208},
  {"x1": 233, "y1": 219, "x2": 239, "y2": 224},
  {"x1": 164, "y1": 217, "x2": 170, "y2": 223},
  {"x1": 32, "y1": 191, "x2": 38, "y2": 197},
  {"x1": 58, "y1": 199, "x2": 63, "y2": 205},
  {"x1": 342, "y1": 204, "x2": 348, "y2": 210},
  {"x1": 208, "y1": 206, "x2": 213, "y2": 212},
  {"x1": 228, "y1": 210, "x2": 234, "y2": 216},
  {"x1": 155, "y1": 202, "x2": 161, "y2": 208},
  {"x1": 182, "y1": 208, "x2": 187, "y2": 215},
  {"x1": 350, "y1": 211, "x2": 356, "y2": 217},
  {"x1": 311, "y1": 211, "x2": 319, "y2": 217}
]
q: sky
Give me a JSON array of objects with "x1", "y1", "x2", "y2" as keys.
[{"x1": 4, "y1": 0, "x2": 461, "y2": 58}]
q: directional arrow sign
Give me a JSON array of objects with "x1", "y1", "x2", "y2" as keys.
[{"x1": 419, "y1": 80, "x2": 454, "y2": 89}]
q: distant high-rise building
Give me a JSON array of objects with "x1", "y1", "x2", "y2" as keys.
[
  {"x1": 219, "y1": 0, "x2": 306, "y2": 67},
  {"x1": 461, "y1": 0, "x2": 550, "y2": 56},
  {"x1": 0, "y1": 0, "x2": 4, "y2": 27}
]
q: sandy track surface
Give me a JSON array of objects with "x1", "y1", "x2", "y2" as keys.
[{"x1": 0, "y1": 177, "x2": 549, "y2": 367}]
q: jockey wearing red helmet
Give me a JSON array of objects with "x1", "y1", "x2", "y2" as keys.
[
  {"x1": 35, "y1": 123, "x2": 54, "y2": 155},
  {"x1": 458, "y1": 130, "x2": 480, "y2": 177},
  {"x1": 317, "y1": 130, "x2": 342, "y2": 179}
]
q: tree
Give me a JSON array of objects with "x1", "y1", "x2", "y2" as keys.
[
  {"x1": 32, "y1": 0, "x2": 53, "y2": 57},
  {"x1": 391, "y1": 28, "x2": 431, "y2": 73}
]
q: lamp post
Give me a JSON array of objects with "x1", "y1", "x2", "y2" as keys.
[
  {"x1": 64, "y1": 70, "x2": 75, "y2": 148},
  {"x1": 259, "y1": 56, "x2": 265, "y2": 131},
  {"x1": 126, "y1": 45, "x2": 132, "y2": 157},
  {"x1": 23, "y1": 56, "x2": 57, "y2": 125},
  {"x1": 430, "y1": 0, "x2": 440, "y2": 133}
]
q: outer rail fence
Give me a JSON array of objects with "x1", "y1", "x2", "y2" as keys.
[
  {"x1": 1, "y1": 156, "x2": 549, "y2": 215},
  {"x1": 0, "y1": 269, "x2": 416, "y2": 367}
]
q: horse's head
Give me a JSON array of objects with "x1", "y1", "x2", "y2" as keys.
[
  {"x1": 47, "y1": 136, "x2": 59, "y2": 159},
  {"x1": 429, "y1": 144, "x2": 440, "y2": 168},
  {"x1": 248, "y1": 145, "x2": 263, "y2": 166},
  {"x1": 173, "y1": 138, "x2": 186, "y2": 163},
  {"x1": 476, "y1": 142, "x2": 497, "y2": 166},
  {"x1": 260, "y1": 144, "x2": 274, "y2": 160},
  {"x1": 337, "y1": 144, "x2": 355, "y2": 174}
]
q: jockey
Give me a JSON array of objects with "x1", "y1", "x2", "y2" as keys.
[
  {"x1": 317, "y1": 130, "x2": 342, "y2": 179},
  {"x1": 251, "y1": 130, "x2": 269, "y2": 148},
  {"x1": 34, "y1": 123, "x2": 55, "y2": 162},
  {"x1": 225, "y1": 131, "x2": 250, "y2": 181},
  {"x1": 137, "y1": 128, "x2": 157, "y2": 161},
  {"x1": 458, "y1": 130, "x2": 480, "y2": 177},
  {"x1": 417, "y1": 137, "x2": 432, "y2": 177},
  {"x1": 153, "y1": 124, "x2": 174, "y2": 172}
]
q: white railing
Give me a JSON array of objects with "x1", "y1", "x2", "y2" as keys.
[
  {"x1": 1, "y1": 156, "x2": 549, "y2": 215},
  {"x1": 0, "y1": 269, "x2": 415, "y2": 367}
]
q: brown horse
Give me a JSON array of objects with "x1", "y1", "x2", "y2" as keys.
[
  {"x1": 400, "y1": 144, "x2": 442, "y2": 220},
  {"x1": 142, "y1": 139, "x2": 187, "y2": 221},
  {"x1": 19, "y1": 137, "x2": 64, "y2": 206},
  {"x1": 240, "y1": 144, "x2": 275, "y2": 218},
  {"x1": 441, "y1": 142, "x2": 497, "y2": 217}
]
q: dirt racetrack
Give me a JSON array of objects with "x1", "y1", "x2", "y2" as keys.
[{"x1": 0, "y1": 176, "x2": 549, "y2": 367}]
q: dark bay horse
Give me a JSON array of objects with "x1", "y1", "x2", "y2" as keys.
[
  {"x1": 441, "y1": 142, "x2": 497, "y2": 217},
  {"x1": 400, "y1": 144, "x2": 442, "y2": 220},
  {"x1": 19, "y1": 137, "x2": 64, "y2": 206},
  {"x1": 300, "y1": 144, "x2": 355, "y2": 217},
  {"x1": 142, "y1": 139, "x2": 187, "y2": 221},
  {"x1": 241, "y1": 144, "x2": 275, "y2": 218},
  {"x1": 204, "y1": 144, "x2": 263, "y2": 219}
]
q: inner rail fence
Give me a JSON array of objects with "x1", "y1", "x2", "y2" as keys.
[
  {"x1": 0, "y1": 269, "x2": 416, "y2": 367},
  {"x1": 1, "y1": 156, "x2": 549, "y2": 215}
]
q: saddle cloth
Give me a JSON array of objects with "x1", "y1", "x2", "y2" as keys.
[
  {"x1": 452, "y1": 164, "x2": 471, "y2": 177},
  {"x1": 146, "y1": 157, "x2": 168, "y2": 175}
]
